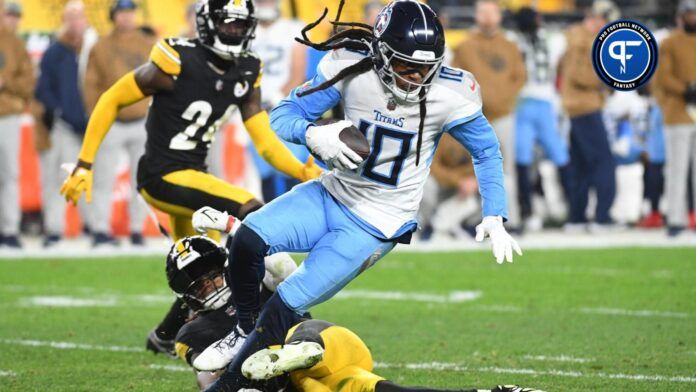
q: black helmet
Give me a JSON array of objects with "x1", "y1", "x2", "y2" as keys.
[
  {"x1": 372, "y1": 1, "x2": 446, "y2": 102},
  {"x1": 166, "y1": 236, "x2": 231, "y2": 313},
  {"x1": 195, "y1": 0, "x2": 257, "y2": 57}
]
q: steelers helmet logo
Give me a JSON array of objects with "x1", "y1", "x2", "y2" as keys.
[
  {"x1": 592, "y1": 20, "x2": 658, "y2": 91},
  {"x1": 374, "y1": 4, "x2": 393, "y2": 38}
]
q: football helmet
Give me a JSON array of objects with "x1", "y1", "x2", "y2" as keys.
[
  {"x1": 371, "y1": 1, "x2": 446, "y2": 102},
  {"x1": 196, "y1": 0, "x2": 257, "y2": 57},
  {"x1": 166, "y1": 236, "x2": 231, "y2": 313}
]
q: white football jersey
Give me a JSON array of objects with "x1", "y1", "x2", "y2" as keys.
[
  {"x1": 317, "y1": 49, "x2": 483, "y2": 238},
  {"x1": 515, "y1": 29, "x2": 566, "y2": 101},
  {"x1": 252, "y1": 19, "x2": 305, "y2": 100}
]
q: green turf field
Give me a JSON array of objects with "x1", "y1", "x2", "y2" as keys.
[{"x1": 0, "y1": 248, "x2": 695, "y2": 391}]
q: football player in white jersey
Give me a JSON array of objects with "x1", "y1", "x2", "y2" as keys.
[
  {"x1": 192, "y1": 2, "x2": 521, "y2": 388},
  {"x1": 512, "y1": 6, "x2": 570, "y2": 227},
  {"x1": 249, "y1": 0, "x2": 311, "y2": 201}
]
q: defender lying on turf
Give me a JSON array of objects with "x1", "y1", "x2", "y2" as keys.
[{"x1": 165, "y1": 235, "x2": 542, "y2": 392}]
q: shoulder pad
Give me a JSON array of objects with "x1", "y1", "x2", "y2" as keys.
[
  {"x1": 434, "y1": 66, "x2": 482, "y2": 106},
  {"x1": 317, "y1": 48, "x2": 368, "y2": 81},
  {"x1": 150, "y1": 38, "x2": 184, "y2": 76}
]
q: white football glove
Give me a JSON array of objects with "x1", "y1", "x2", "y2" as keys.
[
  {"x1": 192, "y1": 206, "x2": 240, "y2": 234},
  {"x1": 305, "y1": 120, "x2": 364, "y2": 171},
  {"x1": 475, "y1": 216, "x2": 522, "y2": 264},
  {"x1": 262, "y1": 253, "x2": 298, "y2": 292}
]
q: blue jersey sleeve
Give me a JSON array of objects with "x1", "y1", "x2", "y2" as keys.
[
  {"x1": 447, "y1": 112, "x2": 508, "y2": 220},
  {"x1": 270, "y1": 71, "x2": 342, "y2": 145}
]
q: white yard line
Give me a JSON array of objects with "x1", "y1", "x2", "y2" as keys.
[
  {"x1": 579, "y1": 307, "x2": 689, "y2": 319},
  {"x1": 374, "y1": 362, "x2": 696, "y2": 383},
  {"x1": 0, "y1": 339, "x2": 144, "y2": 353},
  {"x1": 2, "y1": 230, "x2": 696, "y2": 260},
  {"x1": 335, "y1": 290, "x2": 482, "y2": 303},
  {"x1": 14, "y1": 291, "x2": 481, "y2": 308},
  {"x1": 0, "y1": 369, "x2": 17, "y2": 377},
  {"x1": 522, "y1": 355, "x2": 594, "y2": 363},
  {"x1": 3, "y1": 339, "x2": 694, "y2": 384},
  {"x1": 148, "y1": 364, "x2": 190, "y2": 373}
]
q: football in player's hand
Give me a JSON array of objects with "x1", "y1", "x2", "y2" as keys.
[{"x1": 338, "y1": 124, "x2": 370, "y2": 161}]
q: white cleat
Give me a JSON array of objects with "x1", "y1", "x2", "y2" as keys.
[
  {"x1": 241, "y1": 341, "x2": 324, "y2": 380},
  {"x1": 192, "y1": 325, "x2": 247, "y2": 371}
]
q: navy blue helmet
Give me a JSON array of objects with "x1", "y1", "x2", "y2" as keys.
[{"x1": 372, "y1": 1, "x2": 446, "y2": 102}]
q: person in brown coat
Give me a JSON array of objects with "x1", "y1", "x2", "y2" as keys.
[
  {"x1": 0, "y1": 0, "x2": 35, "y2": 249},
  {"x1": 82, "y1": 0, "x2": 156, "y2": 247},
  {"x1": 560, "y1": 0, "x2": 619, "y2": 231},
  {"x1": 453, "y1": 0, "x2": 526, "y2": 229},
  {"x1": 654, "y1": 0, "x2": 696, "y2": 236}
]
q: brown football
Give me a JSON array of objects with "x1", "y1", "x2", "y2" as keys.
[
  {"x1": 315, "y1": 118, "x2": 371, "y2": 161},
  {"x1": 338, "y1": 124, "x2": 371, "y2": 161}
]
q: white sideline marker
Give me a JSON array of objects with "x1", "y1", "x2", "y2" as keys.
[{"x1": 0, "y1": 370, "x2": 17, "y2": 377}]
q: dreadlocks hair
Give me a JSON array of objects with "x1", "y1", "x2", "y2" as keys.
[
  {"x1": 295, "y1": 5, "x2": 375, "y2": 98},
  {"x1": 294, "y1": 0, "x2": 430, "y2": 166}
]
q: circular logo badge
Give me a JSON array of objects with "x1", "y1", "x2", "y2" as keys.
[{"x1": 592, "y1": 20, "x2": 658, "y2": 91}]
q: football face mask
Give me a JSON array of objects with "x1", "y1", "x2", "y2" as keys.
[
  {"x1": 183, "y1": 268, "x2": 232, "y2": 312},
  {"x1": 196, "y1": 0, "x2": 257, "y2": 56}
]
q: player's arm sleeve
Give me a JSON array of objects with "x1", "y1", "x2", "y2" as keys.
[
  {"x1": 77, "y1": 72, "x2": 146, "y2": 164},
  {"x1": 245, "y1": 110, "x2": 312, "y2": 180},
  {"x1": 447, "y1": 113, "x2": 508, "y2": 220},
  {"x1": 270, "y1": 52, "x2": 346, "y2": 145}
]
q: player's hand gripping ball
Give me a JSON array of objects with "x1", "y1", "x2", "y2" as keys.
[{"x1": 306, "y1": 119, "x2": 369, "y2": 171}]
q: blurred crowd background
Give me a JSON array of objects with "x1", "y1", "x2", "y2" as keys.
[{"x1": 0, "y1": 0, "x2": 695, "y2": 250}]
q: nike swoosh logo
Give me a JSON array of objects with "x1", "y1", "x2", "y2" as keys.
[{"x1": 469, "y1": 79, "x2": 476, "y2": 91}]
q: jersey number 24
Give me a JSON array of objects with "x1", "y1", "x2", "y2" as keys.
[{"x1": 169, "y1": 101, "x2": 237, "y2": 151}]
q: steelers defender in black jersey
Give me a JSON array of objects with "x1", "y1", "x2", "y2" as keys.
[
  {"x1": 60, "y1": 0, "x2": 321, "y2": 356},
  {"x1": 60, "y1": 0, "x2": 321, "y2": 240}
]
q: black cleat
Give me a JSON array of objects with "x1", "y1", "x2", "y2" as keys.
[
  {"x1": 146, "y1": 329, "x2": 177, "y2": 359},
  {"x1": 491, "y1": 386, "x2": 545, "y2": 392}
]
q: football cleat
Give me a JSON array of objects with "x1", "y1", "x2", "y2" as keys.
[
  {"x1": 242, "y1": 341, "x2": 324, "y2": 380},
  {"x1": 193, "y1": 325, "x2": 247, "y2": 371},
  {"x1": 491, "y1": 385, "x2": 545, "y2": 392},
  {"x1": 145, "y1": 329, "x2": 177, "y2": 359}
]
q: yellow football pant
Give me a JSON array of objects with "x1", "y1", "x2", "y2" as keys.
[
  {"x1": 287, "y1": 322, "x2": 385, "y2": 392},
  {"x1": 139, "y1": 169, "x2": 256, "y2": 240}
]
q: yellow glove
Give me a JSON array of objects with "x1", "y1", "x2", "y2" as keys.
[
  {"x1": 60, "y1": 160, "x2": 94, "y2": 205},
  {"x1": 300, "y1": 156, "x2": 323, "y2": 182}
]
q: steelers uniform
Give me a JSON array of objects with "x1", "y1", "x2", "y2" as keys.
[
  {"x1": 138, "y1": 37, "x2": 262, "y2": 239},
  {"x1": 286, "y1": 320, "x2": 384, "y2": 392}
]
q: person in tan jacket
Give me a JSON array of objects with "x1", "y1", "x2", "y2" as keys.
[
  {"x1": 82, "y1": 0, "x2": 156, "y2": 247},
  {"x1": 420, "y1": 134, "x2": 480, "y2": 240},
  {"x1": 560, "y1": 1, "x2": 619, "y2": 231},
  {"x1": 0, "y1": 0, "x2": 34, "y2": 249},
  {"x1": 655, "y1": 0, "x2": 696, "y2": 235},
  {"x1": 453, "y1": 0, "x2": 526, "y2": 229}
]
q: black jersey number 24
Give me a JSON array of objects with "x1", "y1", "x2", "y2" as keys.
[{"x1": 169, "y1": 100, "x2": 237, "y2": 151}]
